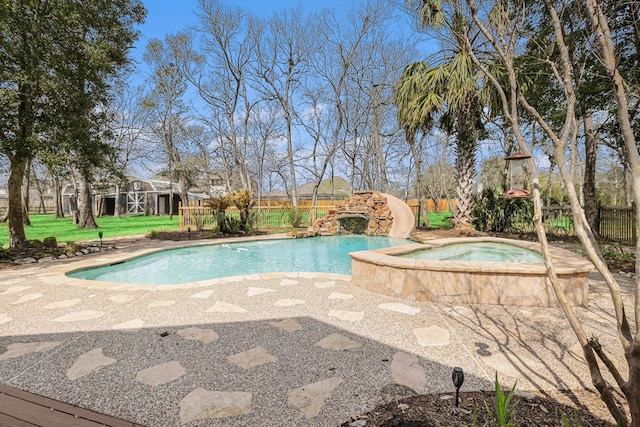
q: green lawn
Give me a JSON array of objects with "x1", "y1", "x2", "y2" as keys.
[
  {"x1": 419, "y1": 211, "x2": 454, "y2": 228},
  {"x1": 1, "y1": 210, "x2": 455, "y2": 248},
  {"x1": 0, "y1": 214, "x2": 179, "y2": 248}
]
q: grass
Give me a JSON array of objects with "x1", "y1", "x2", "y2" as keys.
[
  {"x1": 0, "y1": 214, "x2": 179, "y2": 248},
  {"x1": 0, "y1": 210, "x2": 456, "y2": 248},
  {"x1": 419, "y1": 211, "x2": 454, "y2": 229}
]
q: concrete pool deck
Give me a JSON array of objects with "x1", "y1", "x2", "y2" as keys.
[{"x1": 0, "y1": 234, "x2": 631, "y2": 426}]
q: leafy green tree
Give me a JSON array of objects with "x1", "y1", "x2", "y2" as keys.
[{"x1": 0, "y1": 0, "x2": 145, "y2": 247}]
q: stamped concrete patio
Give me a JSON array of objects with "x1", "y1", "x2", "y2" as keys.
[{"x1": 0, "y1": 235, "x2": 629, "y2": 426}]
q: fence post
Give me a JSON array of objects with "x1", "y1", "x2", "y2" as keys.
[{"x1": 633, "y1": 202, "x2": 637, "y2": 246}]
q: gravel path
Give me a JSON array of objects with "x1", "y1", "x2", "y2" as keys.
[{"x1": 0, "y1": 235, "x2": 630, "y2": 426}]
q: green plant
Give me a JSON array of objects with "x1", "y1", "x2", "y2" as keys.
[
  {"x1": 485, "y1": 373, "x2": 518, "y2": 427},
  {"x1": 288, "y1": 208, "x2": 303, "y2": 228},
  {"x1": 472, "y1": 404, "x2": 478, "y2": 426},
  {"x1": 64, "y1": 241, "x2": 81, "y2": 252},
  {"x1": 146, "y1": 229, "x2": 169, "y2": 239},
  {"x1": 557, "y1": 408, "x2": 582, "y2": 427},
  {"x1": 213, "y1": 211, "x2": 228, "y2": 234},
  {"x1": 472, "y1": 189, "x2": 533, "y2": 233},
  {"x1": 246, "y1": 210, "x2": 258, "y2": 232},
  {"x1": 229, "y1": 189, "x2": 256, "y2": 231},
  {"x1": 599, "y1": 241, "x2": 634, "y2": 261},
  {"x1": 225, "y1": 217, "x2": 244, "y2": 233}
]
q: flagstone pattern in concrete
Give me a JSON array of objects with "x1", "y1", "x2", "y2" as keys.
[{"x1": 0, "y1": 236, "x2": 629, "y2": 426}]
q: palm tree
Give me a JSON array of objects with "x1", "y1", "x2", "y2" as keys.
[
  {"x1": 394, "y1": 24, "x2": 484, "y2": 226},
  {"x1": 395, "y1": 0, "x2": 487, "y2": 227},
  {"x1": 394, "y1": 62, "x2": 434, "y2": 227}
]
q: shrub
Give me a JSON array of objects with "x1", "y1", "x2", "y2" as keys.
[
  {"x1": 229, "y1": 190, "x2": 256, "y2": 231},
  {"x1": 65, "y1": 241, "x2": 81, "y2": 252},
  {"x1": 43, "y1": 236, "x2": 58, "y2": 248},
  {"x1": 472, "y1": 189, "x2": 533, "y2": 232}
]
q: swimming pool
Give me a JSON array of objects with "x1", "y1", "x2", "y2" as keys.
[{"x1": 68, "y1": 235, "x2": 407, "y2": 285}]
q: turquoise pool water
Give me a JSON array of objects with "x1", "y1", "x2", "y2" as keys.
[
  {"x1": 68, "y1": 235, "x2": 408, "y2": 285},
  {"x1": 397, "y1": 242, "x2": 543, "y2": 263}
]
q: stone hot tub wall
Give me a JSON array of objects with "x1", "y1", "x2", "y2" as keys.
[{"x1": 350, "y1": 237, "x2": 594, "y2": 307}]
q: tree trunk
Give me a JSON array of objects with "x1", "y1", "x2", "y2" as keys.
[
  {"x1": 97, "y1": 195, "x2": 104, "y2": 217},
  {"x1": 0, "y1": 206, "x2": 8, "y2": 223},
  {"x1": 624, "y1": 160, "x2": 633, "y2": 207},
  {"x1": 77, "y1": 175, "x2": 98, "y2": 229},
  {"x1": 583, "y1": 112, "x2": 599, "y2": 236},
  {"x1": 406, "y1": 129, "x2": 429, "y2": 228},
  {"x1": 32, "y1": 167, "x2": 46, "y2": 214},
  {"x1": 169, "y1": 179, "x2": 174, "y2": 220},
  {"x1": 114, "y1": 183, "x2": 121, "y2": 218},
  {"x1": 53, "y1": 175, "x2": 64, "y2": 218},
  {"x1": 372, "y1": 91, "x2": 389, "y2": 193},
  {"x1": 7, "y1": 156, "x2": 29, "y2": 248},
  {"x1": 178, "y1": 173, "x2": 189, "y2": 214},
  {"x1": 545, "y1": 156, "x2": 555, "y2": 207},
  {"x1": 454, "y1": 134, "x2": 476, "y2": 225},
  {"x1": 21, "y1": 158, "x2": 31, "y2": 226}
]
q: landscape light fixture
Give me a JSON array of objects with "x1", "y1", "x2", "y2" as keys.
[
  {"x1": 503, "y1": 151, "x2": 532, "y2": 199},
  {"x1": 187, "y1": 226, "x2": 191, "y2": 240},
  {"x1": 98, "y1": 231, "x2": 103, "y2": 248},
  {"x1": 452, "y1": 367, "x2": 464, "y2": 407}
]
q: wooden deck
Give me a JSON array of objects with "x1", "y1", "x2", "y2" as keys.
[{"x1": 0, "y1": 383, "x2": 145, "y2": 427}]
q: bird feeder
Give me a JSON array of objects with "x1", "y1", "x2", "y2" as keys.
[{"x1": 503, "y1": 151, "x2": 531, "y2": 198}]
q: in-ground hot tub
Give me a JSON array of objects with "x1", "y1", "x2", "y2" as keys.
[{"x1": 350, "y1": 237, "x2": 594, "y2": 307}]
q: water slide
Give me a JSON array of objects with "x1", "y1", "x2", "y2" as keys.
[{"x1": 382, "y1": 193, "x2": 416, "y2": 239}]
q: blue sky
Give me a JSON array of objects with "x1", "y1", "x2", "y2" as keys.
[{"x1": 133, "y1": 0, "x2": 354, "y2": 59}]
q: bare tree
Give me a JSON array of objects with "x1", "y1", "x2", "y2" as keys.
[
  {"x1": 143, "y1": 39, "x2": 192, "y2": 218},
  {"x1": 253, "y1": 7, "x2": 313, "y2": 207},
  {"x1": 247, "y1": 100, "x2": 284, "y2": 204},
  {"x1": 298, "y1": 5, "x2": 385, "y2": 210},
  {"x1": 105, "y1": 79, "x2": 150, "y2": 217},
  {"x1": 171, "y1": 0, "x2": 258, "y2": 191},
  {"x1": 457, "y1": 0, "x2": 640, "y2": 422}
]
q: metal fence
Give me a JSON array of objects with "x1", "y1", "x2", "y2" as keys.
[
  {"x1": 179, "y1": 201, "x2": 638, "y2": 245},
  {"x1": 599, "y1": 205, "x2": 636, "y2": 245},
  {"x1": 507, "y1": 204, "x2": 637, "y2": 245},
  {"x1": 179, "y1": 205, "x2": 336, "y2": 231}
]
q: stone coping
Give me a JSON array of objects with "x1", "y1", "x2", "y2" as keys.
[{"x1": 349, "y1": 237, "x2": 594, "y2": 275}]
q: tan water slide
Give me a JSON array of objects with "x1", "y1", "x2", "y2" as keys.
[{"x1": 382, "y1": 193, "x2": 416, "y2": 239}]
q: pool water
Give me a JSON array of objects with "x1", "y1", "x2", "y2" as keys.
[
  {"x1": 68, "y1": 235, "x2": 408, "y2": 285},
  {"x1": 398, "y1": 242, "x2": 543, "y2": 263}
]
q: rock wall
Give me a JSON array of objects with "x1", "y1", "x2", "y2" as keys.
[{"x1": 311, "y1": 191, "x2": 394, "y2": 236}]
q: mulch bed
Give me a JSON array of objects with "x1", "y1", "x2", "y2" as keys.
[
  {"x1": 0, "y1": 244, "x2": 67, "y2": 268},
  {"x1": 342, "y1": 389, "x2": 617, "y2": 427}
]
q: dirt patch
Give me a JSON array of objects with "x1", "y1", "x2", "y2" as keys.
[{"x1": 342, "y1": 389, "x2": 616, "y2": 427}]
